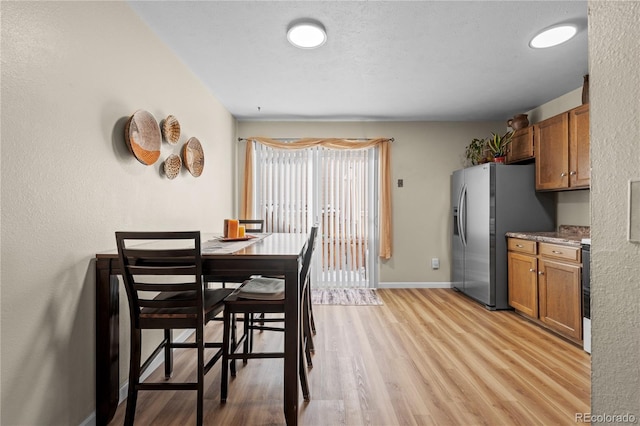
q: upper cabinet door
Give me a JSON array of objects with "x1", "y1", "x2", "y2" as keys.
[
  {"x1": 535, "y1": 113, "x2": 570, "y2": 190},
  {"x1": 569, "y1": 104, "x2": 590, "y2": 188},
  {"x1": 506, "y1": 127, "x2": 534, "y2": 164}
]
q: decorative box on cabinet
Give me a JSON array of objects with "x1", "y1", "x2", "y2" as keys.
[
  {"x1": 507, "y1": 237, "x2": 583, "y2": 343},
  {"x1": 506, "y1": 127, "x2": 534, "y2": 164},
  {"x1": 534, "y1": 104, "x2": 590, "y2": 191}
]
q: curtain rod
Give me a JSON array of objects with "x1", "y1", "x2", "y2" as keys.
[{"x1": 237, "y1": 137, "x2": 394, "y2": 142}]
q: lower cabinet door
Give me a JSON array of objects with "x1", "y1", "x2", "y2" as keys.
[
  {"x1": 538, "y1": 259, "x2": 582, "y2": 340},
  {"x1": 508, "y1": 252, "x2": 538, "y2": 318}
]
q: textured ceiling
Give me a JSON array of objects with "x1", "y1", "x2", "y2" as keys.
[{"x1": 128, "y1": 1, "x2": 588, "y2": 122}]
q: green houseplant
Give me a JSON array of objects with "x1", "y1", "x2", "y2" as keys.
[
  {"x1": 465, "y1": 138, "x2": 487, "y2": 166},
  {"x1": 487, "y1": 131, "x2": 514, "y2": 162}
]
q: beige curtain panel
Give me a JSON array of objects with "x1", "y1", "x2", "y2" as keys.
[{"x1": 241, "y1": 137, "x2": 393, "y2": 259}]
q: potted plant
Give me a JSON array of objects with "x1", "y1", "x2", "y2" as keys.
[
  {"x1": 465, "y1": 137, "x2": 487, "y2": 166},
  {"x1": 487, "y1": 131, "x2": 514, "y2": 163}
]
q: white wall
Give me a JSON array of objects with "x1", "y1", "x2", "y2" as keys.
[
  {"x1": 237, "y1": 120, "x2": 504, "y2": 285},
  {"x1": 589, "y1": 1, "x2": 640, "y2": 417},
  {"x1": 1, "y1": 2, "x2": 235, "y2": 424}
]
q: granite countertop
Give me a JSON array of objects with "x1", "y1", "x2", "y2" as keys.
[{"x1": 506, "y1": 225, "x2": 590, "y2": 247}]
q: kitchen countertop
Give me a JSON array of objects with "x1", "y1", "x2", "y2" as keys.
[{"x1": 506, "y1": 225, "x2": 590, "y2": 248}]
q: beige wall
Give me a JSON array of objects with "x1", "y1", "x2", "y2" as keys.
[
  {"x1": 526, "y1": 88, "x2": 591, "y2": 227},
  {"x1": 237, "y1": 120, "x2": 504, "y2": 285},
  {"x1": 1, "y1": 2, "x2": 235, "y2": 424},
  {"x1": 2, "y1": 1, "x2": 635, "y2": 422},
  {"x1": 589, "y1": 1, "x2": 640, "y2": 417}
]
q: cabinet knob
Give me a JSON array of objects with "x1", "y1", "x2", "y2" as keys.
[
  {"x1": 552, "y1": 250, "x2": 563, "y2": 254},
  {"x1": 529, "y1": 268, "x2": 536, "y2": 272},
  {"x1": 516, "y1": 244, "x2": 524, "y2": 248},
  {"x1": 538, "y1": 271, "x2": 544, "y2": 275},
  {"x1": 570, "y1": 171, "x2": 577, "y2": 175},
  {"x1": 561, "y1": 172, "x2": 567, "y2": 177}
]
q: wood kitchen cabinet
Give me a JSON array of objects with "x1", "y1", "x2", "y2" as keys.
[
  {"x1": 534, "y1": 104, "x2": 590, "y2": 191},
  {"x1": 507, "y1": 238, "x2": 583, "y2": 343},
  {"x1": 506, "y1": 126, "x2": 535, "y2": 164},
  {"x1": 538, "y1": 243, "x2": 582, "y2": 341},
  {"x1": 569, "y1": 104, "x2": 590, "y2": 188},
  {"x1": 507, "y1": 238, "x2": 538, "y2": 317}
]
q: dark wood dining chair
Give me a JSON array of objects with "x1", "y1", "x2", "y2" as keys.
[
  {"x1": 115, "y1": 231, "x2": 233, "y2": 426},
  {"x1": 220, "y1": 226, "x2": 318, "y2": 403},
  {"x1": 241, "y1": 224, "x2": 318, "y2": 365}
]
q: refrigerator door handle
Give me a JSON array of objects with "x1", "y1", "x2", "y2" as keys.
[{"x1": 459, "y1": 184, "x2": 467, "y2": 247}]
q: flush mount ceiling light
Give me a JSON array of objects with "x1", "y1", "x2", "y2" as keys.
[
  {"x1": 530, "y1": 24, "x2": 577, "y2": 48},
  {"x1": 287, "y1": 19, "x2": 327, "y2": 49}
]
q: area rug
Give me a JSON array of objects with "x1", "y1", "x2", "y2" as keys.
[{"x1": 311, "y1": 288, "x2": 384, "y2": 306}]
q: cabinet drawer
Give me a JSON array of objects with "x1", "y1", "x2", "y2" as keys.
[
  {"x1": 539, "y1": 243, "x2": 581, "y2": 263},
  {"x1": 508, "y1": 238, "x2": 537, "y2": 254}
]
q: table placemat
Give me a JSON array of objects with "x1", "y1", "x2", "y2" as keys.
[{"x1": 202, "y1": 233, "x2": 269, "y2": 254}]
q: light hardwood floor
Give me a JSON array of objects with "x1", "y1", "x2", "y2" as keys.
[{"x1": 108, "y1": 288, "x2": 590, "y2": 425}]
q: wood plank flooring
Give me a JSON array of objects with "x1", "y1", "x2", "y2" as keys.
[{"x1": 107, "y1": 288, "x2": 590, "y2": 425}]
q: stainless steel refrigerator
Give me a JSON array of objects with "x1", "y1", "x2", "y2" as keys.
[{"x1": 452, "y1": 163, "x2": 555, "y2": 309}]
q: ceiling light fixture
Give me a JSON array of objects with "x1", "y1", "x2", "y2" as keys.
[
  {"x1": 530, "y1": 24, "x2": 577, "y2": 48},
  {"x1": 287, "y1": 19, "x2": 327, "y2": 49}
]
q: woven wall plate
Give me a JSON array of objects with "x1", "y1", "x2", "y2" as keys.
[
  {"x1": 124, "y1": 110, "x2": 161, "y2": 165},
  {"x1": 162, "y1": 115, "x2": 181, "y2": 145},
  {"x1": 163, "y1": 154, "x2": 182, "y2": 179},
  {"x1": 183, "y1": 137, "x2": 204, "y2": 177}
]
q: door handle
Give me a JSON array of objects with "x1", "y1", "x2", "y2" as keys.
[
  {"x1": 529, "y1": 268, "x2": 536, "y2": 272},
  {"x1": 570, "y1": 171, "x2": 577, "y2": 175},
  {"x1": 459, "y1": 185, "x2": 467, "y2": 247},
  {"x1": 538, "y1": 271, "x2": 544, "y2": 275}
]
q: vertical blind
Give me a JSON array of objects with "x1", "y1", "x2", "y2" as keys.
[{"x1": 252, "y1": 142, "x2": 378, "y2": 289}]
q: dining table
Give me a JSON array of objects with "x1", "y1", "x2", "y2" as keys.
[{"x1": 95, "y1": 232, "x2": 309, "y2": 426}]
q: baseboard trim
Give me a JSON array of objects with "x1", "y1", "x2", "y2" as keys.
[
  {"x1": 79, "y1": 329, "x2": 194, "y2": 426},
  {"x1": 378, "y1": 282, "x2": 452, "y2": 289}
]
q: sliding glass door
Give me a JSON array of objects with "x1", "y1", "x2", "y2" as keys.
[{"x1": 251, "y1": 142, "x2": 379, "y2": 289}]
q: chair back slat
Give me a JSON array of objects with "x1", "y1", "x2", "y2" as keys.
[
  {"x1": 139, "y1": 298, "x2": 197, "y2": 309},
  {"x1": 116, "y1": 231, "x2": 204, "y2": 327},
  {"x1": 239, "y1": 219, "x2": 264, "y2": 233},
  {"x1": 132, "y1": 282, "x2": 197, "y2": 292},
  {"x1": 122, "y1": 247, "x2": 198, "y2": 259},
  {"x1": 127, "y1": 265, "x2": 198, "y2": 276}
]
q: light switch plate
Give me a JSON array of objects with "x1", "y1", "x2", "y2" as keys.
[{"x1": 629, "y1": 179, "x2": 640, "y2": 242}]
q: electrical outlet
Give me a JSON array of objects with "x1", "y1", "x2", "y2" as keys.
[{"x1": 431, "y1": 258, "x2": 440, "y2": 269}]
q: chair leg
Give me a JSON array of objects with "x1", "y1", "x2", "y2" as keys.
[
  {"x1": 221, "y1": 309, "x2": 231, "y2": 402},
  {"x1": 302, "y1": 294, "x2": 314, "y2": 367},
  {"x1": 196, "y1": 324, "x2": 204, "y2": 426},
  {"x1": 307, "y1": 284, "x2": 316, "y2": 335},
  {"x1": 299, "y1": 328, "x2": 310, "y2": 401},
  {"x1": 230, "y1": 314, "x2": 237, "y2": 377},
  {"x1": 164, "y1": 329, "x2": 173, "y2": 379},
  {"x1": 243, "y1": 313, "x2": 250, "y2": 364},
  {"x1": 125, "y1": 328, "x2": 142, "y2": 426},
  {"x1": 248, "y1": 313, "x2": 254, "y2": 353}
]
